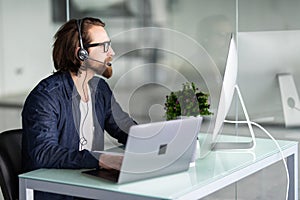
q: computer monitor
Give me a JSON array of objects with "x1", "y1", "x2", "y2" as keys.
[
  {"x1": 212, "y1": 34, "x2": 237, "y2": 142},
  {"x1": 232, "y1": 30, "x2": 300, "y2": 127},
  {"x1": 210, "y1": 34, "x2": 256, "y2": 151}
]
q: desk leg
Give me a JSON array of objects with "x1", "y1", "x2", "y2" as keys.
[
  {"x1": 287, "y1": 149, "x2": 298, "y2": 200},
  {"x1": 19, "y1": 178, "x2": 26, "y2": 200},
  {"x1": 19, "y1": 178, "x2": 34, "y2": 200}
]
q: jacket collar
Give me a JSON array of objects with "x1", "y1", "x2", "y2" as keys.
[
  {"x1": 62, "y1": 71, "x2": 99, "y2": 100},
  {"x1": 59, "y1": 72, "x2": 77, "y2": 100}
]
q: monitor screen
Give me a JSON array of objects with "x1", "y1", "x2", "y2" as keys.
[{"x1": 231, "y1": 30, "x2": 300, "y2": 126}]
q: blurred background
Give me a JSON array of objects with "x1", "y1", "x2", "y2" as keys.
[{"x1": 1, "y1": 0, "x2": 300, "y2": 199}]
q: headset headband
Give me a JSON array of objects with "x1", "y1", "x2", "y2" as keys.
[{"x1": 76, "y1": 19, "x2": 88, "y2": 61}]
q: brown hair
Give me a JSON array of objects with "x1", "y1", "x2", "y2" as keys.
[{"x1": 52, "y1": 17, "x2": 105, "y2": 74}]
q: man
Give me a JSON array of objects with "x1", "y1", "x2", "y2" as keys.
[{"x1": 22, "y1": 17, "x2": 136, "y2": 199}]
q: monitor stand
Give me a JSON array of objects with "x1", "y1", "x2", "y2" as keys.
[
  {"x1": 277, "y1": 73, "x2": 300, "y2": 127},
  {"x1": 211, "y1": 85, "x2": 256, "y2": 151}
]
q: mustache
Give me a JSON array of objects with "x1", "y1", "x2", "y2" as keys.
[{"x1": 105, "y1": 57, "x2": 113, "y2": 65}]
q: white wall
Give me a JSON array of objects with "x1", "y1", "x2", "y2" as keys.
[
  {"x1": 0, "y1": 0, "x2": 4, "y2": 96},
  {"x1": 0, "y1": 0, "x2": 54, "y2": 96},
  {"x1": 0, "y1": 1, "x2": 55, "y2": 196}
]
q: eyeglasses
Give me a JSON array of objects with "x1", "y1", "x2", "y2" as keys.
[{"x1": 84, "y1": 40, "x2": 111, "y2": 53}]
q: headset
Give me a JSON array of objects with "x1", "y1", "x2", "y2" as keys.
[
  {"x1": 76, "y1": 18, "x2": 89, "y2": 149},
  {"x1": 76, "y1": 19, "x2": 89, "y2": 61},
  {"x1": 76, "y1": 18, "x2": 112, "y2": 78}
]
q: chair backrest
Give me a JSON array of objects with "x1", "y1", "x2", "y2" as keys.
[{"x1": 0, "y1": 129, "x2": 23, "y2": 200}]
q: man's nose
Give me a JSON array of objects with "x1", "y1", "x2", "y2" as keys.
[{"x1": 107, "y1": 46, "x2": 115, "y2": 57}]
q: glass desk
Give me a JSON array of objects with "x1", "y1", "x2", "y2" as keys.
[{"x1": 19, "y1": 135, "x2": 298, "y2": 200}]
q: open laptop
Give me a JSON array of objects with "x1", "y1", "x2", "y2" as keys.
[{"x1": 82, "y1": 117, "x2": 202, "y2": 184}]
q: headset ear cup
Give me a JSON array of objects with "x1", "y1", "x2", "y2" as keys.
[{"x1": 78, "y1": 48, "x2": 89, "y2": 61}]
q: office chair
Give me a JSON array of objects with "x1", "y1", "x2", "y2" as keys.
[{"x1": 0, "y1": 129, "x2": 23, "y2": 200}]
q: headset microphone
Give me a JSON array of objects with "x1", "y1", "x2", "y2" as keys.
[{"x1": 86, "y1": 57, "x2": 105, "y2": 65}]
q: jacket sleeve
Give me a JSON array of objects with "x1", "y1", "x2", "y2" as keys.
[
  {"x1": 101, "y1": 82, "x2": 137, "y2": 145},
  {"x1": 22, "y1": 91, "x2": 98, "y2": 170}
]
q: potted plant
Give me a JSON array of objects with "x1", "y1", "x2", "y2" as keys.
[
  {"x1": 164, "y1": 82, "x2": 212, "y2": 120},
  {"x1": 164, "y1": 82, "x2": 212, "y2": 164}
]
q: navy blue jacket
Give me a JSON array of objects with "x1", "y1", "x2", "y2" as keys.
[{"x1": 22, "y1": 71, "x2": 136, "y2": 199}]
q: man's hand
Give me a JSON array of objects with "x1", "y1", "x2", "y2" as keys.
[{"x1": 99, "y1": 154, "x2": 123, "y2": 170}]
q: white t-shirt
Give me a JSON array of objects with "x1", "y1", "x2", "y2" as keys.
[{"x1": 79, "y1": 86, "x2": 94, "y2": 151}]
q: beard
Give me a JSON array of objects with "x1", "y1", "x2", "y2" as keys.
[
  {"x1": 81, "y1": 56, "x2": 113, "y2": 79},
  {"x1": 102, "y1": 64, "x2": 112, "y2": 78},
  {"x1": 102, "y1": 56, "x2": 113, "y2": 78}
]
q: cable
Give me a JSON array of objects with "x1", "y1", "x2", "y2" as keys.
[
  {"x1": 287, "y1": 97, "x2": 300, "y2": 111},
  {"x1": 79, "y1": 71, "x2": 89, "y2": 150},
  {"x1": 252, "y1": 121, "x2": 289, "y2": 200},
  {"x1": 224, "y1": 119, "x2": 289, "y2": 200}
]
